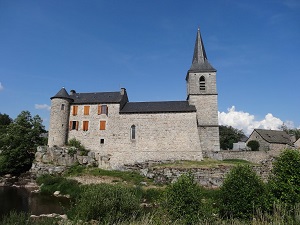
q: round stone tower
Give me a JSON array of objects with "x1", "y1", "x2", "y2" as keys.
[{"x1": 48, "y1": 87, "x2": 73, "y2": 147}]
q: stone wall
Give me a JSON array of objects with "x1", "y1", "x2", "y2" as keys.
[
  {"x1": 31, "y1": 146, "x2": 98, "y2": 176},
  {"x1": 123, "y1": 160, "x2": 272, "y2": 188}
]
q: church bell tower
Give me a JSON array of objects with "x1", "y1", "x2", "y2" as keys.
[{"x1": 186, "y1": 28, "x2": 220, "y2": 154}]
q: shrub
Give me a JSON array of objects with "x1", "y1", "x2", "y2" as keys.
[
  {"x1": 163, "y1": 173, "x2": 203, "y2": 224},
  {"x1": 268, "y1": 149, "x2": 300, "y2": 206},
  {"x1": 36, "y1": 174, "x2": 80, "y2": 198},
  {"x1": 69, "y1": 184, "x2": 141, "y2": 223},
  {"x1": 67, "y1": 138, "x2": 88, "y2": 156},
  {"x1": 219, "y1": 165, "x2": 266, "y2": 219},
  {"x1": 247, "y1": 140, "x2": 260, "y2": 151}
]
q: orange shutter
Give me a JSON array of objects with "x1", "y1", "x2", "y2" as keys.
[
  {"x1": 98, "y1": 105, "x2": 101, "y2": 115},
  {"x1": 100, "y1": 121, "x2": 106, "y2": 130},
  {"x1": 69, "y1": 121, "x2": 72, "y2": 130},
  {"x1": 72, "y1": 106, "x2": 78, "y2": 116},
  {"x1": 76, "y1": 121, "x2": 79, "y2": 130},
  {"x1": 83, "y1": 121, "x2": 89, "y2": 131},
  {"x1": 84, "y1": 106, "x2": 90, "y2": 115}
]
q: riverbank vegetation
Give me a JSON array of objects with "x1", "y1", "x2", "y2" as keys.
[{"x1": 2, "y1": 149, "x2": 300, "y2": 224}]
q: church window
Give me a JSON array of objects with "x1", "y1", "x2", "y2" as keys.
[
  {"x1": 130, "y1": 125, "x2": 136, "y2": 140},
  {"x1": 69, "y1": 121, "x2": 79, "y2": 130},
  {"x1": 61, "y1": 104, "x2": 65, "y2": 110},
  {"x1": 83, "y1": 121, "x2": 89, "y2": 131},
  {"x1": 84, "y1": 106, "x2": 90, "y2": 115},
  {"x1": 72, "y1": 106, "x2": 78, "y2": 116},
  {"x1": 199, "y1": 76, "x2": 206, "y2": 91},
  {"x1": 100, "y1": 120, "x2": 106, "y2": 130},
  {"x1": 98, "y1": 105, "x2": 108, "y2": 116}
]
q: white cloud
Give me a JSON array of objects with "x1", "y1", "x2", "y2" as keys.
[
  {"x1": 218, "y1": 106, "x2": 285, "y2": 135},
  {"x1": 0, "y1": 82, "x2": 3, "y2": 91},
  {"x1": 35, "y1": 104, "x2": 51, "y2": 111}
]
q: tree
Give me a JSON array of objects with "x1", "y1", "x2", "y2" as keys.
[
  {"x1": 268, "y1": 149, "x2": 300, "y2": 206},
  {"x1": 163, "y1": 173, "x2": 203, "y2": 224},
  {"x1": 247, "y1": 140, "x2": 260, "y2": 151},
  {"x1": 219, "y1": 165, "x2": 267, "y2": 219},
  {"x1": 0, "y1": 111, "x2": 46, "y2": 175},
  {"x1": 219, "y1": 125, "x2": 245, "y2": 150}
]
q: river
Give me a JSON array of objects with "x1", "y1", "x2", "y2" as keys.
[{"x1": 0, "y1": 186, "x2": 70, "y2": 220}]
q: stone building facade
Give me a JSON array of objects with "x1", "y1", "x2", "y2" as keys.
[
  {"x1": 246, "y1": 129, "x2": 293, "y2": 152},
  {"x1": 47, "y1": 29, "x2": 220, "y2": 169}
]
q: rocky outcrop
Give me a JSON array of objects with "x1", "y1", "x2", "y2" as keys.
[{"x1": 30, "y1": 146, "x2": 98, "y2": 175}]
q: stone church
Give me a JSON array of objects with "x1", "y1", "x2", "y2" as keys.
[{"x1": 47, "y1": 29, "x2": 220, "y2": 169}]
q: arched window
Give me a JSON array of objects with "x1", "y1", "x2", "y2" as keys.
[
  {"x1": 199, "y1": 76, "x2": 206, "y2": 91},
  {"x1": 130, "y1": 125, "x2": 136, "y2": 140}
]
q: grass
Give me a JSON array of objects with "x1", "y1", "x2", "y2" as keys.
[
  {"x1": 153, "y1": 158, "x2": 255, "y2": 169},
  {"x1": 64, "y1": 164, "x2": 153, "y2": 185}
]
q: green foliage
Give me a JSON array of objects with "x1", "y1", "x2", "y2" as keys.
[
  {"x1": 69, "y1": 184, "x2": 141, "y2": 223},
  {"x1": 0, "y1": 111, "x2": 46, "y2": 175},
  {"x1": 0, "y1": 211, "x2": 29, "y2": 225},
  {"x1": 219, "y1": 165, "x2": 267, "y2": 219},
  {"x1": 247, "y1": 140, "x2": 260, "y2": 151},
  {"x1": 163, "y1": 173, "x2": 203, "y2": 224},
  {"x1": 36, "y1": 174, "x2": 81, "y2": 198},
  {"x1": 64, "y1": 164, "x2": 85, "y2": 176},
  {"x1": 67, "y1": 138, "x2": 88, "y2": 156},
  {"x1": 219, "y1": 125, "x2": 245, "y2": 150},
  {"x1": 268, "y1": 149, "x2": 300, "y2": 206}
]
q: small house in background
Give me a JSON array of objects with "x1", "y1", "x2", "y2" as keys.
[
  {"x1": 246, "y1": 129, "x2": 294, "y2": 152},
  {"x1": 232, "y1": 135, "x2": 248, "y2": 151}
]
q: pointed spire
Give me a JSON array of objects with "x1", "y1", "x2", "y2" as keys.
[
  {"x1": 50, "y1": 87, "x2": 73, "y2": 101},
  {"x1": 189, "y1": 28, "x2": 216, "y2": 72}
]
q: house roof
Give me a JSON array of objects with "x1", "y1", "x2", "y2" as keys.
[
  {"x1": 51, "y1": 88, "x2": 125, "y2": 104},
  {"x1": 254, "y1": 129, "x2": 293, "y2": 145},
  {"x1": 70, "y1": 92, "x2": 123, "y2": 104},
  {"x1": 120, "y1": 101, "x2": 196, "y2": 114},
  {"x1": 189, "y1": 28, "x2": 216, "y2": 73}
]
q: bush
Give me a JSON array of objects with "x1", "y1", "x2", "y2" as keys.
[
  {"x1": 69, "y1": 184, "x2": 141, "y2": 223},
  {"x1": 268, "y1": 149, "x2": 300, "y2": 206},
  {"x1": 67, "y1": 138, "x2": 88, "y2": 156},
  {"x1": 163, "y1": 173, "x2": 203, "y2": 224},
  {"x1": 247, "y1": 140, "x2": 260, "y2": 151},
  {"x1": 36, "y1": 174, "x2": 80, "y2": 198},
  {"x1": 219, "y1": 165, "x2": 266, "y2": 219}
]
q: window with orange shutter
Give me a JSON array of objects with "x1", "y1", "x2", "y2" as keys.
[
  {"x1": 72, "y1": 106, "x2": 78, "y2": 116},
  {"x1": 70, "y1": 121, "x2": 79, "y2": 130},
  {"x1": 100, "y1": 121, "x2": 106, "y2": 130},
  {"x1": 84, "y1": 106, "x2": 90, "y2": 115},
  {"x1": 83, "y1": 121, "x2": 89, "y2": 131}
]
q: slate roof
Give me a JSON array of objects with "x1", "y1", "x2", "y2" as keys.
[
  {"x1": 70, "y1": 92, "x2": 123, "y2": 104},
  {"x1": 120, "y1": 101, "x2": 196, "y2": 114},
  {"x1": 51, "y1": 88, "x2": 124, "y2": 104},
  {"x1": 189, "y1": 28, "x2": 216, "y2": 73},
  {"x1": 254, "y1": 129, "x2": 293, "y2": 145}
]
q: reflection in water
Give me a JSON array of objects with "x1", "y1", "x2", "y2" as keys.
[{"x1": 0, "y1": 187, "x2": 70, "y2": 219}]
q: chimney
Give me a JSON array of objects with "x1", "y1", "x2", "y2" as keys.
[
  {"x1": 120, "y1": 88, "x2": 126, "y2": 95},
  {"x1": 70, "y1": 90, "x2": 76, "y2": 95}
]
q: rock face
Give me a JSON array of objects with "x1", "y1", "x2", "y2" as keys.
[{"x1": 30, "y1": 146, "x2": 98, "y2": 175}]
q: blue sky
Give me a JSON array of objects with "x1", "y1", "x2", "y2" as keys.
[{"x1": 0, "y1": 0, "x2": 299, "y2": 135}]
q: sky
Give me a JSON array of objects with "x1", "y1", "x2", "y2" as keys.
[{"x1": 0, "y1": 0, "x2": 299, "y2": 136}]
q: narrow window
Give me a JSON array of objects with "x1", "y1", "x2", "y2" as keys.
[
  {"x1": 100, "y1": 120, "x2": 106, "y2": 130},
  {"x1": 69, "y1": 121, "x2": 79, "y2": 130},
  {"x1": 199, "y1": 76, "x2": 206, "y2": 91},
  {"x1": 61, "y1": 104, "x2": 65, "y2": 110},
  {"x1": 83, "y1": 121, "x2": 89, "y2": 131},
  {"x1": 100, "y1": 138, "x2": 105, "y2": 144},
  {"x1": 72, "y1": 106, "x2": 78, "y2": 116},
  {"x1": 98, "y1": 105, "x2": 108, "y2": 116},
  {"x1": 131, "y1": 125, "x2": 136, "y2": 140},
  {"x1": 84, "y1": 106, "x2": 90, "y2": 115}
]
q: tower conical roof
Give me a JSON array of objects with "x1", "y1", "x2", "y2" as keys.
[
  {"x1": 189, "y1": 28, "x2": 216, "y2": 72},
  {"x1": 50, "y1": 87, "x2": 73, "y2": 100}
]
